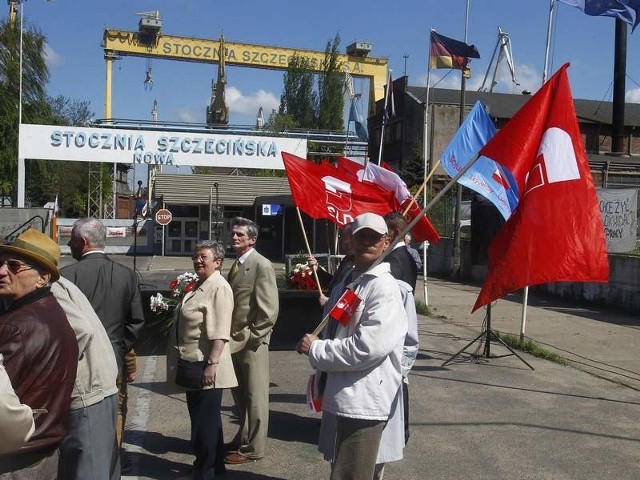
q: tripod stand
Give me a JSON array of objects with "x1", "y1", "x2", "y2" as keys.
[{"x1": 442, "y1": 303, "x2": 534, "y2": 370}]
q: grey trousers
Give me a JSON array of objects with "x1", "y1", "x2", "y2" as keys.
[
  {"x1": 330, "y1": 417, "x2": 386, "y2": 480},
  {"x1": 231, "y1": 342, "x2": 270, "y2": 459},
  {"x1": 58, "y1": 394, "x2": 118, "y2": 480}
]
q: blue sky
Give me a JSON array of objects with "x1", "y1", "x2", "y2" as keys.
[{"x1": 14, "y1": 0, "x2": 640, "y2": 127}]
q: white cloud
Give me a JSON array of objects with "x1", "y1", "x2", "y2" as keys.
[
  {"x1": 44, "y1": 43, "x2": 62, "y2": 68},
  {"x1": 626, "y1": 88, "x2": 640, "y2": 103},
  {"x1": 176, "y1": 109, "x2": 201, "y2": 123},
  {"x1": 226, "y1": 86, "x2": 279, "y2": 117}
]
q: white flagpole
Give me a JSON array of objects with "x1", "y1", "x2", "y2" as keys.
[
  {"x1": 520, "y1": 0, "x2": 556, "y2": 341},
  {"x1": 422, "y1": 32, "x2": 434, "y2": 307}
]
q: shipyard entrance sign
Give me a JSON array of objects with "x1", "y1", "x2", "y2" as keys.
[{"x1": 16, "y1": 123, "x2": 307, "y2": 206}]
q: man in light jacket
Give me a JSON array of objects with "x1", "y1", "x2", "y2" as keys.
[
  {"x1": 297, "y1": 213, "x2": 408, "y2": 480},
  {"x1": 52, "y1": 277, "x2": 119, "y2": 480}
]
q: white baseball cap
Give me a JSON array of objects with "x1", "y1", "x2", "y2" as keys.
[{"x1": 352, "y1": 213, "x2": 388, "y2": 236}]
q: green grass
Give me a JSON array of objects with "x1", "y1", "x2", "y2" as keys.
[
  {"x1": 415, "y1": 300, "x2": 448, "y2": 319},
  {"x1": 494, "y1": 332, "x2": 568, "y2": 365}
]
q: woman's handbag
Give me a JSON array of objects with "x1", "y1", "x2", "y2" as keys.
[
  {"x1": 173, "y1": 308, "x2": 204, "y2": 389},
  {"x1": 175, "y1": 358, "x2": 205, "y2": 389}
]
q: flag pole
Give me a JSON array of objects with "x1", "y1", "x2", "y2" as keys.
[
  {"x1": 422, "y1": 43, "x2": 434, "y2": 306},
  {"x1": 520, "y1": 0, "x2": 556, "y2": 340},
  {"x1": 452, "y1": 0, "x2": 471, "y2": 278},
  {"x1": 542, "y1": 0, "x2": 556, "y2": 87},
  {"x1": 306, "y1": 154, "x2": 482, "y2": 338},
  {"x1": 377, "y1": 70, "x2": 392, "y2": 166},
  {"x1": 295, "y1": 207, "x2": 325, "y2": 297}
]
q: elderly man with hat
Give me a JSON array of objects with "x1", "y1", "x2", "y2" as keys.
[
  {"x1": 0, "y1": 228, "x2": 78, "y2": 479},
  {"x1": 297, "y1": 213, "x2": 408, "y2": 480}
]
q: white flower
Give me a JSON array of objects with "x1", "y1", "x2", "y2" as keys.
[{"x1": 150, "y1": 292, "x2": 169, "y2": 312}]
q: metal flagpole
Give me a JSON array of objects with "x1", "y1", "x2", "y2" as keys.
[
  {"x1": 376, "y1": 70, "x2": 392, "y2": 166},
  {"x1": 422, "y1": 34, "x2": 433, "y2": 307},
  {"x1": 452, "y1": 0, "x2": 471, "y2": 277},
  {"x1": 520, "y1": 0, "x2": 556, "y2": 341}
]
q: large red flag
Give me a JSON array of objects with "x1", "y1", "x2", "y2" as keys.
[
  {"x1": 282, "y1": 152, "x2": 395, "y2": 226},
  {"x1": 338, "y1": 157, "x2": 440, "y2": 244},
  {"x1": 473, "y1": 64, "x2": 609, "y2": 312}
]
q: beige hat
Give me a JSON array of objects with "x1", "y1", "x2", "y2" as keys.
[
  {"x1": 0, "y1": 228, "x2": 60, "y2": 281},
  {"x1": 352, "y1": 213, "x2": 388, "y2": 236}
]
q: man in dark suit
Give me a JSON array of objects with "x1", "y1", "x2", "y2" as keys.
[
  {"x1": 61, "y1": 218, "x2": 144, "y2": 478},
  {"x1": 383, "y1": 212, "x2": 418, "y2": 290},
  {"x1": 224, "y1": 217, "x2": 279, "y2": 465}
]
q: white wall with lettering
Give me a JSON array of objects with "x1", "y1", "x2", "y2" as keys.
[{"x1": 597, "y1": 188, "x2": 638, "y2": 253}]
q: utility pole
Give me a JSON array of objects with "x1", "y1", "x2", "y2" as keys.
[{"x1": 403, "y1": 54, "x2": 409, "y2": 76}]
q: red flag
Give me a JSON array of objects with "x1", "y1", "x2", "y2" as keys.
[
  {"x1": 337, "y1": 157, "x2": 440, "y2": 244},
  {"x1": 328, "y1": 288, "x2": 362, "y2": 326},
  {"x1": 473, "y1": 64, "x2": 609, "y2": 312},
  {"x1": 282, "y1": 152, "x2": 395, "y2": 226}
]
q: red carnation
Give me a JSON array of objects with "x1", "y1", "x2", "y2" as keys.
[
  {"x1": 185, "y1": 281, "x2": 196, "y2": 293},
  {"x1": 169, "y1": 279, "x2": 178, "y2": 289}
]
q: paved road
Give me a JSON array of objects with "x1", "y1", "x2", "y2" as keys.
[{"x1": 62, "y1": 255, "x2": 640, "y2": 480}]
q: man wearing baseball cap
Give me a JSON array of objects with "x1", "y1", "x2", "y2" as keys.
[
  {"x1": 297, "y1": 213, "x2": 408, "y2": 479},
  {"x1": 0, "y1": 228, "x2": 78, "y2": 478}
]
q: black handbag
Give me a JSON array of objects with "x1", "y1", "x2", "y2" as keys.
[
  {"x1": 174, "y1": 309, "x2": 205, "y2": 389},
  {"x1": 175, "y1": 358, "x2": 205, "y2": 389}
]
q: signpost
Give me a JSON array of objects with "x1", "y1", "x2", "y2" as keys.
[
  {"x1": 155, "y1": 208, "x2": 172, "y2": 256},
  {"x1": 155, "y1": 208, "x2": 172, "y2": 225}
]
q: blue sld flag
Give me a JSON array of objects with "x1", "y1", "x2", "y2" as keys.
[
  {"x1": 349, "y1": 97, "x2": 369, "y2": 142},
  {"x1": 559, "y1": 0, "x2": 640, "y2": 31},
  {"x1": 439, "y1": 101, "x2": 518, "y2": 220}
]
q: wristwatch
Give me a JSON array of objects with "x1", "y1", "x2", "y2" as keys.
[{"x1": 206, "y1": 358, "x2": 219, "y2": 366}]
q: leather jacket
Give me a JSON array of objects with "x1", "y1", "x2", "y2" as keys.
[{"x1": 0, "y1": 288, "x2": 78, "y2": 456}]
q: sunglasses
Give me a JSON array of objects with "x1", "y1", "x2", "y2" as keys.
[{"x1": 0, "y1": 259, "x2": 35, "y2": 275}]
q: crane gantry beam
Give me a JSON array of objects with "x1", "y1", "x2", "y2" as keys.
[{"x1": 102, "y1": 29, "x2": 389, "y2": 120}]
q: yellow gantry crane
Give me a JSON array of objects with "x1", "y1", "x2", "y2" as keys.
[{"x1": 102, "y1": 16, "x2": 388, "y2": 120}]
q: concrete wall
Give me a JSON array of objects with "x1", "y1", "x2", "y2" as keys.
[
  {"x1": 56, "y1": 218, "x2": 155, "y2": 255},
  {"x1": 0, "y1": 208, "x2": 51, "y2": 240},
  {"x1": 427, "y1": 238, "x2": 640, "y2": 314}
]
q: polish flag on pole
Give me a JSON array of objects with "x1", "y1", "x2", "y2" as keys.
[{"x1": 473, "y1": 64, "x2": 609, "y2": 311}]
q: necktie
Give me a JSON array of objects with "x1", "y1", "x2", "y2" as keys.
[{"x1": 228, "y1": 259, "x2": 240, "y2": 282}]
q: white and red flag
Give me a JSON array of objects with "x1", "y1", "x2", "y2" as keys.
[
  {"x1": 282, "y1": 152, "x2": 395, "y2": 226},
  {"x1": 338, "y1": 157, "x2": 440, "y2": 244},
  {"x1": 473, "y1": 64, "x2": 609, "y2": 311}
]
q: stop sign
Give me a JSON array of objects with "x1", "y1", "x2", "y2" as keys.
[{"x1": 155, "y1": 208, "x2": 172, "y2": 226}]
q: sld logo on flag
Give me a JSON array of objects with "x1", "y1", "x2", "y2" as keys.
[
  {"x1": 525, "y1": 127, "x2": 580, "y2": 196},
  {"x1": 322, "y1": 176, "x2": 355, "y2": 226}
]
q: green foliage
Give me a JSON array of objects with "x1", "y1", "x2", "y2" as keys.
[
  {"x1": 400, "y1": 141, "x2": 426, "y2": 189},
  {"x1": 0, "y1": 17, "x2": 96, "y2": 211},
  {"x1": 415, "y1": 300, "x2": 431, "y2": 316},
  {"x1": 278, "y1": 33, "x2": 345, "y2": 135},
  {"x1": 317, "y1": 34, "x2": 345, "y2": 131},
  {"x1": 280, "y1": 54, "x2": 317, "y2": 129},
  {"x1": 0, "y1": 17, "x2": 51, "y2": 204},
  {"x1": 494, "y1": 332, "x2": 568, "y2": 365},
  {"x1": 264, "y1": 108, "x2": 298, "y2": 132}
]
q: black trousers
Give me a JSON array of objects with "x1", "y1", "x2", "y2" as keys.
[{"x1": 186, "y1": 388, "x2": 224, "y2": 480}]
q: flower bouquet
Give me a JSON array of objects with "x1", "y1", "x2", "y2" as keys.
[
  {"x1": 288, "y1": 263, "x2": 318, "y2": 291},
  {"x1": 148, "y1": 272, "x2": 199, "y2": 337}
]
